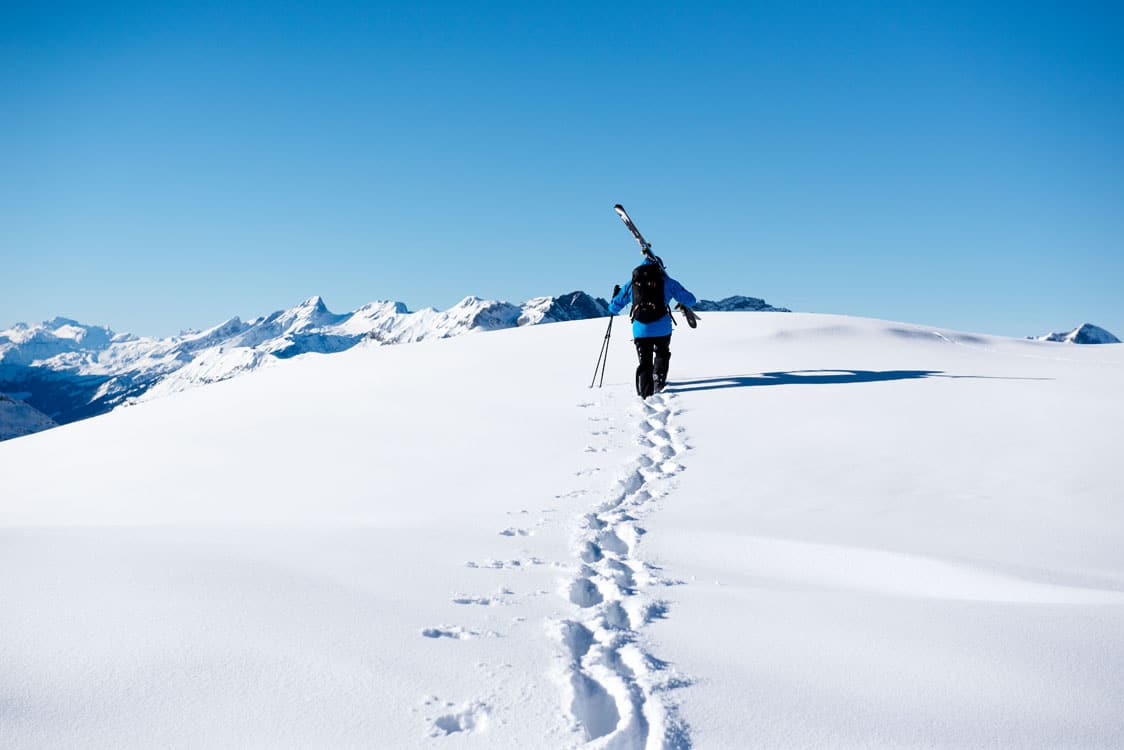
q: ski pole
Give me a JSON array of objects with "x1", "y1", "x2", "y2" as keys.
[
  {"x1": 590, "y1": 314, "x2": 614, "y2": 388},
  {"x1": 598, "y1": 314, "x2": 613, "y2": 388}
]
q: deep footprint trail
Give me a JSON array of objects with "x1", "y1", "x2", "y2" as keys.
[{"x1": 552, "y1": 392, "x2": 691, "y2": 749}]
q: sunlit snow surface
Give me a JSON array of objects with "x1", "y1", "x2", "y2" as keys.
[{"x1": 1, "y1": 313, "x2": 1122, "y2": 748}]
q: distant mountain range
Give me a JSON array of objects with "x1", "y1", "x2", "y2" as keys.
[
  {"x1": 1, "y1": 291, "x2": 788, "y2": 440},
  {"x1": 695, "y1": 296, "x2": 791, "y2": 313},
  {"x1": 1031, "y1": 323, "x2": 1120, "y2": 345}
]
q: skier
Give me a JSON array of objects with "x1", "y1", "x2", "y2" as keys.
[{"x1": 608, "y1": 258, "x2": 698, "y2": 398}]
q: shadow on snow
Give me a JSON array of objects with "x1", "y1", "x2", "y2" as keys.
[{"x1": 665, "y1": 369, "x2": 1052, "y2": 393}]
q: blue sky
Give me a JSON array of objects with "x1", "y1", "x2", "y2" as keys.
[{"x1": 2, "y1": 1, "x2": 1121, "y2": 337}]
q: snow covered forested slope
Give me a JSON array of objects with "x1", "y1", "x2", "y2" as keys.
[
  {"x1": 1, "y1": 313, "x2": 1121, "y2": 748},
  {"x1": 0, "y1": 394, "x2": 56, "y2": 440}
]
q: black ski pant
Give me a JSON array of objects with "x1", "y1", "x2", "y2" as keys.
[{"x1": 634, "y1": 335, "x2": 671, "y2": 398}]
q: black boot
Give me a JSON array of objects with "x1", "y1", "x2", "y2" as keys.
[
  {"x1": 634, "y1": 337, "x2": 658, "y2": 398},
  {"x1": 653, "y1": 339, "x2": 671, "y2": 392},
  {"x1": 636, "y1": 363, "x2": 654, "y2": 398}
]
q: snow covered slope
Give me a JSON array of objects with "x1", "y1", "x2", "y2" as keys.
[
  {"x1": 2, "y1": 313, "x2": 1121, "y2": 749},
  {"x1": 1034, "y1": 322, "x2": 1120, "y2": 344}
]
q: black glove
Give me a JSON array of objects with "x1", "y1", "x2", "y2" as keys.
[
  {"x1": 612, "y1": 284, "x2": 621, "y2": 297},
  {"x1": 676, "y1": 303, "x2": 699, "y2": 328}
]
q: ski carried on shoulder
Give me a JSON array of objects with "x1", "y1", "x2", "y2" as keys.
[
  {"x1": 613, "y1": 203, "x2": 701, "y2": 327},
  {"x1": 613, "y1": 204, "x2": 652, "y2": 254},
  {"x1": 613, "y1": 204, "x2": 664, "y2": 270}
]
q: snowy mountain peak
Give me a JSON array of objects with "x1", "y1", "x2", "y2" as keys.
[
  {"x1": 518, "y1": 291, "x2": 609, "y2": 326},
  {"x1": 438, "y1": 296, "x2": 522, "y2": 331},
  {"x1": 355, "y1": 300, "x2": 410, "y2": 316},
  {"x1": 1034, "y1": 323, "x2": 1120, "y2": 345},
  {"x1": 46, "y1": 316, "x2": 84, "y2": 329},
  {"x1": 281, "y1": 296, "x2": 347, "y2": 329},
  {"x1": 0, "y1": 318, "x2": 115, "y2": 364},
  {"x1": 455, "y1": 295, "x2": 487, "y2": 306},
  {"x1": 298, "y1": 295, "x2": 328, "y2": 312}
]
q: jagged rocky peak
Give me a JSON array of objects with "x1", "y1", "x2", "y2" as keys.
[
  {"x1": 1034, "y1": 323, "x2": 1120, "y2": 345},
  {"x1": 449, "y1": 296, "x2": 522, "y2": 330},
  {"x1": 694, "y1": 295, "x2": 790, "y2": 313},
  {"x1": 256, "y1": 295, "x2": 349, "y2": 333},
  {"x1": 519, "y1": 291, "x2": 609, "y2": 327},
  {"x1": 298, "y1": 295, "x2": 328, "y2": 312},
  {"x1": 290, "y1": 295, "x2": 340, "y2": 322}
]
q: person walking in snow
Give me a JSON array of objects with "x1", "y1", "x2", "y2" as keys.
[{"x1": 608, "y1": 258, "x2": 698, "y2": 398}]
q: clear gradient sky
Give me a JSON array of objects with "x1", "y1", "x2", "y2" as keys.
[{"x1": 2, "y1": 1, "x2": 1122, "y2": 338}]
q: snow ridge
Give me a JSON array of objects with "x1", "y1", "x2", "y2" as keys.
[{"x1": 554, "y1": 393, "x2": 691, "y2": 749}]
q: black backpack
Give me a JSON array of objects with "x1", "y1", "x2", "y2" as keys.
[{"x1": 630, "y1": 263, "x2": 667, "y2": 323}]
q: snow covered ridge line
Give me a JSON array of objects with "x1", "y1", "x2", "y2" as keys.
[
  {"x1": 1030, "y1": 323, "x2": 1120, "y2": 345},
  {"x1": 0, "y1": 292, "x2": 613, "y2": 438},
  {"x1": 0, "y1": 291, "x2": 789, "y2": 440}
]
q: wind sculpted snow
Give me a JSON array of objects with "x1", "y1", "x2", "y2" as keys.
[{"x1": 1, "y1": 312, "x2": 1122, "y2": 748}]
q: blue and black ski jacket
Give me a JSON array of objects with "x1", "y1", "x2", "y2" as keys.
[{"x1": 608, "y1": 259, "x2": 698, "y2": 338}]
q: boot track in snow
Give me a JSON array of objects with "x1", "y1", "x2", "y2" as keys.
[{"x1": 552, "y1": 392, "x2": 692, "y2": 749}]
